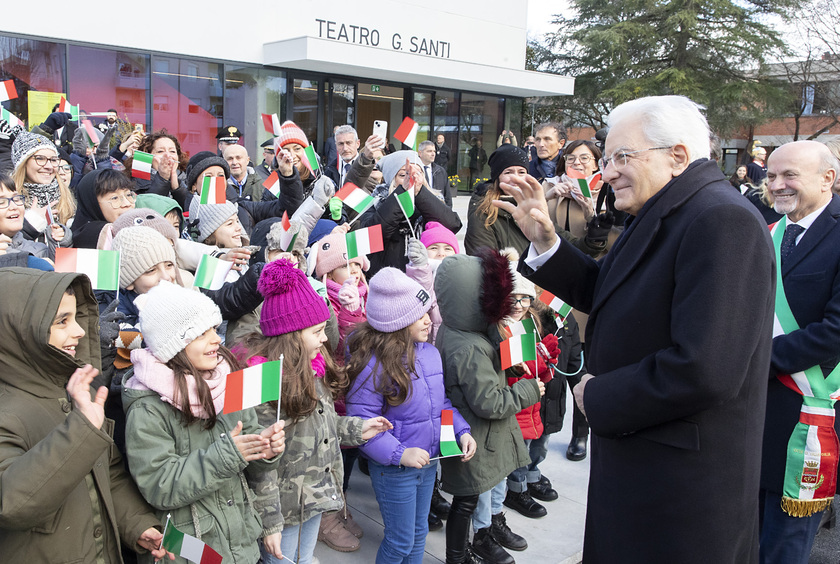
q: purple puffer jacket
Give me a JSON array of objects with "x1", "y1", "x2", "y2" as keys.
[{"x1": 346, "y1": 342, "x2": 470, "y2": 466}]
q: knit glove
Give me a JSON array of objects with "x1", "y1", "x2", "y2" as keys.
[
  {"x1": 407, "y1": 237, "x2": 428, "y2": 267},
  {"x1": 99, "y1": 298, "x2": 126, "y2": 348},
  {"x1": 311, "y1": 175, "x2": 336, "y2": 207},
  {"x1": 41, "y1": 112, "x2": 72, "y2": 134},
  {"x1": 0, "y1": 119, "x2": 11, "y2": 140},
  {"x1": 329, "y1": 196, "x2": 343, "y2": 221},
  {"x1": 338, "y1": 278, "x2": 361, "y2": 312},
  {"x1": 523, "y1": 334, "x2": 559, "y2": 383},
  {"x1": 95, "y1": 126, "x2": 114, "y2": 161}
]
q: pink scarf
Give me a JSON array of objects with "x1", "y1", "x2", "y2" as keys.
[
  {"x1": 128, "y1": 348, "x2": 229, "y2": 419},
  {"x1": 247, "y1": 352, "x2": 326, "y2": 378}
]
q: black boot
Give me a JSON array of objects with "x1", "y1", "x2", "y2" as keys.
[
  {"x1": 503, "y1": 490, "x2": 546, "y2": 519},
  {"x1": 432, "y1": 478, "x2": 452, "y2": 518},
  {"x1": 566, "y1": 436, "x2": 588, "y2": 461},
  {"x1": 446, "y1": 495, "x2": 479, "y2": 564},
  {"x1": 490, "y1": 512, "x2": 527, "y2": 551},
  {"x1": 527, "y1": 475, "x2": 558, "y2": 502},
  {"x1": 471, "y1": 526, "x2": 515, "y2": 564},
  {"x1": 429, "y1": 511, "x2": 443, "y2": 531}
]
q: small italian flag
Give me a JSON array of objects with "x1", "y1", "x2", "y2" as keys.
[
  {"x1": 193, "y1": 254, "x2": 233, "y2": 291},
  {"x1": 224, "y1": 359, "x2": 283, "y2": 413},
  {"x1": 396, "y1": 186, "x2": 415, "y2": 221},
  {"x1": 81, "y1": 119, "x2": 98, "y2": 148},
  {"x1": 0, "y1": 80, "x2": 17, "y2": 102},
  {"x1": 262, "y1": 171, "x2": 280, "y2": 197},
  {"x1": 54, "y1": 248, "x2": 120, "y2": 291},
  {"x1": 261, "y1": 113, "x2": 282, "y2": 136},
  {"x1": 439, "y1": 409, "x2": 464, "y2": 457},
  {"x1": 302, "y1": 145, "x2": 320, "y2": 176},
  {"x1": 336, "y1": 182, "x2": 374, "y2": 215},
  {"x1": 278, "y1": 211, "x2": 297, "y2": 252},
  {"x1": 199, "y1": 177, "x2": 227, "y2": 205},
  {"x1": 45, "y1": 205, "x2": 55, "y2": 226},
  {"x1": 503, "y1": 318, "x2": 536, "y2": 339},
  {"x1": 0, "y1": 107, "x2": 24, "y2": 128},
  {"x1": 161, "y1": 515, "x2": 223, "y2": 564},
  {"x1": 538, "y1": 290, "x2": 572, "y2": 321},
  {"x1": 131, "y1": 150, "x2": 154, "y2": 180},
  {"x1": 394, "y1": 117, "x2": 419, "y2": 149},
  {"x1": 500, "y1": 333, "x2": 537, "y2": 370},
  {"x1": 346, "y1": 224, "x2": 384, "y2": 259},
  {"x1": 566, "y1": 169, "x2": 601, "y2": 198},
  {"x1": 58, "y1": 97, "x2": 79, "y2": 121}
]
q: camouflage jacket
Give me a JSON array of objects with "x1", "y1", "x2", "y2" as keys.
[{"x1": 249, "y1": 378, "x2": 365, "y2": 533}]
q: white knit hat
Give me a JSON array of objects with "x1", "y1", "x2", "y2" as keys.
[
  {"x1": 112, "y1": 225, "x2": 177, "y2": 290},
  {"x1": 11, "y1": 131, "x2": 58, "y2": 173},
  {"x1": 501, "y1": 247, "x2": 535, "y2": 298},
  {"x1": 188, "y1": 198, "x2": 238, "y2": 243},
  {"x1": 138, "y1": 281, "x2": 222, "y2": 362}
]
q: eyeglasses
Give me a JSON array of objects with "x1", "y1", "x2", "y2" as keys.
[
  {"x1": 32, "y1": 155, "x2": 60, "y2": 167},
  {"x1": 103, "y1": 191, "x2": 137, "y2": 208},
  {"x1": 599, "y1": 146, "x2": 673, "y2": 170},
  {"x1": 0, "y1": 194, "x2": 25, "y2": 209},
  {"x1": 565, "y1": 153, "x2": 594, "y2": 165},
  {"x1": 58, "y1": 164, "x2": 73, "y2": 173},
  {"x1": 511, "y1": 297, "x2": 533, "y2": 307}
]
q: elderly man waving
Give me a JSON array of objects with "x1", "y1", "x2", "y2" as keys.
[{"x1": 496, "y1": 95, "x2": 775, "y2": 564}]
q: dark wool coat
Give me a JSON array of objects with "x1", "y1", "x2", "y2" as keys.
[{"x1": 523, "y1": 160, "x2": 775, "y2": 564}]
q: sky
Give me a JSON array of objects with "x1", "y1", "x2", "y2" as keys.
[{"x1": 527, "y1": 0, "x2": 571, "y2": 38}]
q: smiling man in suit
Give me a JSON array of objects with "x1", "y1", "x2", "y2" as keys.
[
  {"x1": 760, "y1": 140, "x2": 840, "y2": 564},
  {"x1": 495, "y1": 95, "x2": 776, "y2": 563}
]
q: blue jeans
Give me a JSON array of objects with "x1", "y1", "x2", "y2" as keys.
[
  {"x1": 759, "y1": 489, "x2": 824, "y2": 564},
  {"x1": 473, "y1": 479, "x2": 506, "y2": 531},
  {"x1": 260, "y1": 513, "x2": 322, "y2": 564},
  {"x1": 507, "y1": 434, "x2": 550, "y2": 492},
  {"x1": 369, "y1": 459, "x2": 438, "y2": 564}
]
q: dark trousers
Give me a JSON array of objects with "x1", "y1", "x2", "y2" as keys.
[
  {"x1": 759, "y1": 489, "x2": 824, "y2": 564},
  {"x1": 446, "y1": 495, "x2": 479, "y2": 564},
  {"x1": 566, "y1": 371, "x2": 589, "y2": 439}
]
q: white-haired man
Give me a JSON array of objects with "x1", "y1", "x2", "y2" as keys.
[
  {"x1": 498, "y1": 95, "x2": 775, "y2": 563},
  {"x1": 325, "y1": 125, "x2": 360, "y2": 188}
]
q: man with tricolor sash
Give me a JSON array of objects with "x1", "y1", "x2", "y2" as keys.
[
  {"x1": 759, "y1": 140, "x2": 840, "y2": 564},
  {"x1": 497, "y1": 95, "x2": 775, "y2": 564}
]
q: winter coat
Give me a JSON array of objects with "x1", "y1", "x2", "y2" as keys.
[
  {"x1": 71, "y1": 168, "x2": 111, "y2": 248},
  {"x1": 247, "y1": 366, "x2": 365, "y2": 531},
  {"x1": 122, "y1": 351, "x2": 279, "y2": 564},
  {"x1": 465, "y1": 191, "x2": 530, "y2": 257},
  {"x1": 433, "y1": 254, "x2": 541, "y2": 496},
  {"x1": 358, "y1": 183, "x2": 462, "y2": 278},
  {"x1": 346, "y1": 342, "x2": 470, "y2": 465},
  {"x1": 540, "y1": 311, "x2": 583, "y2": 436},
  {"x1": 0, "y1": 268, "x2": 160, "y2": 563},
  {"x1": 229, "y1": 172, "x2": 273, "y2": 202},
  {"x1": 21, "y1": 207, "x2": 73, "y2": 256}
]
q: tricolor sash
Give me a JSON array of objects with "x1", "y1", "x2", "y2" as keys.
[{"x1": 771, "y1": 217, "x2": 840, "y2": 516}]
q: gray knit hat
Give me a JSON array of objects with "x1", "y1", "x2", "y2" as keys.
[
  {"x1": 112, "y1": 225, "x2": 177, "y2": 290},
  {"x1": 139, "y1": 281, "x2": 222, "y2": 362},
  {"x1": 188, "y1": 198, "x2": 239, "y2": 243},
  {"x1": 11, "y1": 131, "x2": 58, "y2": 173},
  {"x1": 378, "y1": 150, "x2": 421, "y2": 187},
  {"x1": 366, "y1": 267, "x2": 432, "y2": 332},
  {"x1": 112, "y1": 208, "x2": 179, "y2": 243}
]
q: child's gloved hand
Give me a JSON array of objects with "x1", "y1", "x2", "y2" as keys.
[
  {"x1": 329, "y1": 196, "x2": 343, "y2": 220},
  {"x1": 312, "y1": 175, "x2": 336, "y2": 206},
  {"x1": 538, "y1": 334, "x2": 560, "y2": 365},
  {"x1": 99, "y1": 298, "x2": 126, "y2": 348},
  {"x1": 338, "y1": 278, "x2": 361, "y2": 311},
  {"x1": 407, "y1": 237, "x2": 428, "y2": 267}
]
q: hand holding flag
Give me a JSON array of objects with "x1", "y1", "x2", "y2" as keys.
[
  {"x1": 263, "y1": 171, "x2": 280, "y2": 197},
  {"x1": 261, "y1": 113, "x2": 282, "y2": 136}
]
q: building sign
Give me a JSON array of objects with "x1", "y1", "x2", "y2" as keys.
[{"x1": 315, "y1": 19, "x2": 452, "y2": 60}]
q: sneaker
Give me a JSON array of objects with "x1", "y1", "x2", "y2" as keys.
[
  {"x1": 502, "y1": 490, "x2": 546, "y2": 519},
  {"x1": 527, "y1": 475, "x2": 558, "y2": 502},
  {"x1": 317, "y1": 510, "x2": 360, "y2": 552},
  {"x1": 471, "y1": 526, "x2": 515, "y2": 564},
  {"x1": 490, "y1": 512, "x2": 527, "y2": 551},
  {"x1": 339, "y1": 506, "x2": 364, "y2": 538}
]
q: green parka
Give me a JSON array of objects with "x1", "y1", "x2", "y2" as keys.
[
  {"x1": 0, "y1": 268, "x2": 160, "y2": 563},
  {"x1": 434, "y1": 254, "x2": 541, "y2": 496}
]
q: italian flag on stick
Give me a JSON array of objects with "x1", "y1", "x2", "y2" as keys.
[
  {"x1": 199, "y1": 176, "x2": 227, "y2": 205},
  {"x1": 394, "y1": 117, "x2": 419, "y2": 149},
  {"x1": 302, "y1": 145, "x2": 320, "y2": 176},
  {"x1": 131, "y1": 150, "x2": 154, "y2": 180},
  {"x1": 346, "y1": 224, "x2": 384, "y2": 259},
  {"x1": 193, "y1": 254, "x2": 233, "y2": 291},
  {"x1": 396, "y1": 186, "x2": 415, "y2": 221},
  {"x1": 503, "y1": 318, "x2": 536, "y2": 338},
  {"x1": 224, "y1": 359, "x2": 283, "y2": 414},
  {"x1": 539, "y1": 290, "x2": 573, "y2": 321},
  {"x1": 262, "y1": 171, "x2": 280, "y2": 197},
  {"x1": 58, "y1": 97, "x2": 79, "y2": 121},
  {"x1": 566, "y1": 169, "x2": 601, "y2": 198},
  {"x1": 54, "y1": 248, "x2": 120, "y2": 291},
  {"x1": 0, "y1": 107, "x2": 24, "y2": 128},
  {"x1": 439, "y1": 409, "x2": 464, "y2": 458},
  {"x1": 161, "y1": 514, "x2": 223, "y2": 564},
  {"x1": 0, "y1": 80, "x2": 17, "y2": 102},
  {"x1": 261, "y1": 113, "x2": 282, "y2": 136},
  {"x1": 500, "y1": 333, "x2": 537, "y2": 370},
  {"x1": 336, "y1": 182, "x2": 375, "y2": 215},
  {"x1": 81, "y1": 119, "x2": 98, "y2": 148},
  {"x1": 279, "y1": 211, "x2": 297, "y2": 252}
]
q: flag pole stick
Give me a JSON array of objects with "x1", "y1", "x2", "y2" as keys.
[
  {"x1": 276, "y1": 354, "x2": 284, "y2": 423},
  {"x1": 161, "y1": 513, "x2": 171, "y2": 544}
]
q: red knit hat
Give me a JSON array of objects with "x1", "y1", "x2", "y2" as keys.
[
  {"x1": 276, "y1": 120, "x2": 309, "y2": 149},
  {"x1": 258, "y1": 259, "x2": 329, "y2": 336}
]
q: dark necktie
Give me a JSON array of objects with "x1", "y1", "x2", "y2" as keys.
[
  {"x1": 781, "y1": 224, "x2": 805, "y2": 265},
  {"x1": 425, "y1": 165, "x2": 433, "y2": 188}
]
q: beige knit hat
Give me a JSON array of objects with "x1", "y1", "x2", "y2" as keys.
[{"x1": 112, "y1": 225, "x2": 177, "y2": 290}]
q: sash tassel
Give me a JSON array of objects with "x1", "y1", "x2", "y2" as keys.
[{"x1": 781, "y1": 496, "x2": 833, "y2": 518}]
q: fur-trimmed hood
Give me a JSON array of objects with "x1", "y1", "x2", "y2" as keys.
[{"x1": 434, "y1": 247, "x2": 513, "y2": 333}]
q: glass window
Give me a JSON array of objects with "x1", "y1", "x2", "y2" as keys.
[
  {"x1": 291, "y1": 78, "x2": 320, "y2": 154},
  {"x1": 413, "y1": 90, "x2": 432, "y2": 147},
  {"x1": 68, "y1": 45, "x2": 149, "y2": 132},
  {"x1": 330, "y1": 81, "x2": 355, "y2": 130},
  {"x1": 224, "y1": 65, "x2": 286, "y2": 161},
  {"x1": 0, "y1": 35, "x2": 65, "y2": 128},
  {"x1": 460, "y1": 93, "x2": 502, "y2": 191},
  {"x1": 433, "y1": 90, "x2": 459, "y2": 179},
  {"x1": 152, "y1": 56, "x2": 222, "y2": 158},
  {"x1": 506, "y1": 98, "x2": 524, "y2": 148},
  {"x1": 357, "y1": 83, "x2": 405, "y2": 152}
]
